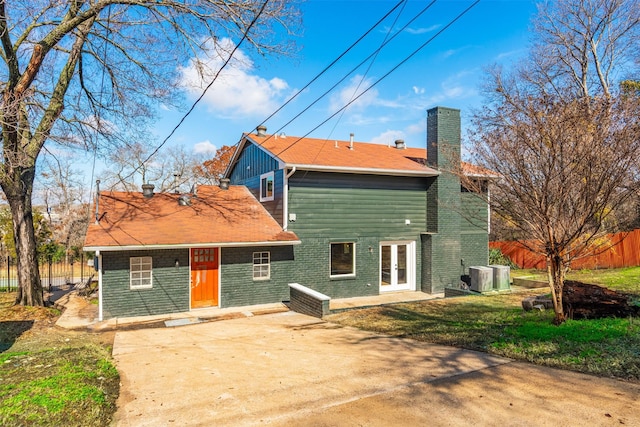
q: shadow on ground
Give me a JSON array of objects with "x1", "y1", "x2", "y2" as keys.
[{"x1": 0, "y1": 320, "x2": 34, "y2": 352}]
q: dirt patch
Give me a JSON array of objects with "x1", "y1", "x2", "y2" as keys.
[{"x1": 0, "y1": 292, "x2": 114, "y2": 353}]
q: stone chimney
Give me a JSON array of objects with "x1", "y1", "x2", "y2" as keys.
[
  {"x1": 394, "y1": 139, "x2": 406, "y2": 149},
  {"x1": 256, "y1": 125, "x2": 267, "y2": 137}
]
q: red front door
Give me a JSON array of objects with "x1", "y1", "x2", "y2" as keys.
[{"x1": 191, "y1": 248, "x2": 219, "y2": 308}]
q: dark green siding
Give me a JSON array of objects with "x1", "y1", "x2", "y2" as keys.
[
  {"x1": 101, "y1": 249, "x2": 189, "y2": 319},
  {"x1": 228, "y1": 141, "x2": 279, "y2": 183},
  {"x1": 220, "y1": 245, "x2": 295, "y2": 307},
  {"x1": 286, "y1": 172, "x2": 425, "y2": 298},
  {"x1": 461, "y1": 191, "x2": 489, "y2": 233},
  {"x1": 237, "y1": 170, "x2": 285, "y2": 226},
  {"x1": 288, "y1": 173, "x2": 427, "y2": 237},
  {"x1": 461, "y1": 232, "x2": 489, "y2": 274}
]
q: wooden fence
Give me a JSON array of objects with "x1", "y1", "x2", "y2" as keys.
[{"x1": 490, "y1": 228, "x2": 640, "y2": 270}]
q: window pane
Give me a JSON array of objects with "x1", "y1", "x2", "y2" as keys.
[
  {"x1": 252, "y1": 251, "x2": 270, "y2": 279},
  {"x1": 331, "y1": 243, "x2": 354, "y2": 276},
  {"x1": 130, "y1": 256, "x2": 152, "y2": 289}
]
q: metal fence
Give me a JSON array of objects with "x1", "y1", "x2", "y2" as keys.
[{"x1": 0, "y1": 253, "x2": 93, "y2": 292}]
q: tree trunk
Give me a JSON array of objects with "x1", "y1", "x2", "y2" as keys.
[
  {"x1": 547, "y1": 254, "x2": 566, "y2": 325},
  {"x1": 2, "y1": 168, "x2": 43, "y2": 306}
]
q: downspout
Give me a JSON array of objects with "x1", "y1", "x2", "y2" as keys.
[
  {"x1": 97, "y1": 251, "x2": 103, "y2": 321},
  {"x1": 94, "y1": 180, "x2": 101, "y2": 224},
  {"x1": 283, "y1": 166, "x2": 297, "y2": 230}
]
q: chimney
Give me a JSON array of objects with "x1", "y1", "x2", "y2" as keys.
[
  {"x1": 349, "y1": 133, "x2": 354, "y2": 150},
  {"x1": 256, "y1": 125, "x2": 267, "y2": 136},
  {"x1": 219, "y1": 178, "x2": 230, "y2": 190},
  {"x1": 142, "y1": 183, "x2": 154, "y2": 198},
  {"x1": 394, "y1": 139, "x2": 406, "y2": 149}
]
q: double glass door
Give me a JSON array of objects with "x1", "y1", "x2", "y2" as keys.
[{"x1": 380, "y1": 242, "x2": 414, "y2": 292}]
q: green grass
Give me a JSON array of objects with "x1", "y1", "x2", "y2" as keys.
[
  {"x1": 326, "y1": 284, "x2": 640, "y2": 381},
  {"x1": 0, "y1": 345, "x2": 119, "y2": 427},
  {"x1": 512, "y1": 266, "x2": 640, "y2": 294}
]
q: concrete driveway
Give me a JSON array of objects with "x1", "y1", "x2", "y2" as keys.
[{"x1": 112, "y1": 311, "x2": 640, "y2": 426}]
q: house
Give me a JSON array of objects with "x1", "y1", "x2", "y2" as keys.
[
  {"x1": 83, "y1": 106, "x2": 489, "y2": 320},
  {"x1": 226, "y1": 106, "x2": 489, "y2": 300},
  {"x1": 83, "y1": 185, "x2": 301, "y2": 320}
]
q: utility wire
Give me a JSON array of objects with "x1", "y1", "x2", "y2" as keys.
[
  {"x1": 256, "y1": 0, "x2": 407, "y2": 130},
  {"x1": 256, "y1": 0, "x2": 438, "y2": 150},
  {"x1": 120, "y1": 0, "x2": 271, "y2": 184},
  {"x1": 325, "y1": 0, "x2": 409, "y2": 140},
  {"x1": 275, "y1": 0, "x2": 481, "y2": 157}
]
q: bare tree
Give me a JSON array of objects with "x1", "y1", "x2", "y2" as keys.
[
  {"x1": 0, "y1": 1, "x2": 300, "y2": 306},
  {"x1": 465, "y1": 0, "x2": 640, "y2": 325},
  {"x1": 38, "y1": 153, "x2": 90, "y2": 263},
  {"x1": 99, "y1": 143, "x2": 198, "y2": 193}
]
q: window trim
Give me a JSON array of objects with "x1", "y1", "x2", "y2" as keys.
[
  {"x1": 130, "y1": 256, "x2": 153, "y2": 290},
  {"x1": 252, "y1": 251, "x2": 271, "y2": 280},
  {"x1": 260, "y1": 171, "x2": 275, "y2": 202},
  {"x1": 330, "y1": 242, "x2": 356, "y2": 278}
]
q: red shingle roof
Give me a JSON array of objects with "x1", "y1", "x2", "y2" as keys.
[
  {"x1": 83, "y1": 185, "x2": 299, "y2": 250},
  {"x1": 244, "y1": 133, "x2": 491, "y2": 176},
  {"x1": 247, "y1": 133, "x2": 439, "y2": 176}
]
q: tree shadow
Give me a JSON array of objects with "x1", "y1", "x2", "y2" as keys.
[{"x1": 0, "y1": 320, "x2": 34, "y2": 352}]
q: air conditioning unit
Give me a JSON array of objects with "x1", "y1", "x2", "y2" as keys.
[
  {"x1": 488, "y1": 265, "x2": 511, "y2": 290},
  {"x1": 469, "y1": 266, "x2": 493, "y2": 292}
]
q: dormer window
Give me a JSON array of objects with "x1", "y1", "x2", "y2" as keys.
[{"x1": 260, "y1": 171, "x2": 274, "y2": 202}]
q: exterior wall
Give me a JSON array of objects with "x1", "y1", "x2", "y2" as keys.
[
  {"x1": 228, "y1": 141, "x2": 279, "y2": 183},
  {"x1": 423, "y1": 106, "x2": 463, "y2": 293},
  {"x1": 101, "y1": 249, "x2": 189, "y2": 319},
  {"x1": 460, "y1": 190, "x2": 489, "y2": 274},
  {"x1": 285, "y1": 172, "x2": 426, "y2": 298},
  {"x1": 229, "y1": 142, "x2": 284, "y2": 225},
  {"x1": 220, "y1": 245, "x2": 295, "y2": 308}
]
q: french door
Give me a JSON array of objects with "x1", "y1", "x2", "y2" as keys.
[{"x1": 380, "y1": 241, "x2": 415, "y2": 292}]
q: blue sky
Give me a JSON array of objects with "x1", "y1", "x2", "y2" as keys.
[{"x1": 90, "y1": 0, "x2": 539, "y2": 185}]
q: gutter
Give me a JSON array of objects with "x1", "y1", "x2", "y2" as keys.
[
  {"x1": 283, "y1": 166, "x2": 296, "y2": 230},
  {"x1": 83, "y1": 239, "x2": 302, "y2": 252},
  {"x1": 286, "y1": 163, "x2": 440, "y2": 177}
]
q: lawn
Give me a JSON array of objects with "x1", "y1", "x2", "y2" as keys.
[
  {"x1": 326, "y1": 267, "x2": 640, "y2": 381},
  {"x1": 0, "y1": 293, "x2": 119, "y2": 427}
]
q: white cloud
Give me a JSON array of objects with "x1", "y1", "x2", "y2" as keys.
[
  {"x1": 495, "y1": 49, "x2": 526, "y2": 61},
  {"x1": 370, "y1": 129, "x2": 407, "y2": 146},
  {"x1": 178, "y1": 38, "x2": 291, "y2": 118},
  {"x1": 412, "y1": 86, "x2": 425, "y2": 95},
  {"x1": 193, "y1": 140, "x2": 217, "y2": 154},
  {"x1": 405, "y1": 24, "x2": 440, "y2": 35},
  {"x1": 329, "y1": 75, "x2": 381, "y2": 113}
]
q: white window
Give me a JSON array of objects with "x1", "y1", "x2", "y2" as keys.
[
  {"x1": 330, "y1": 242, "x2": 355, "y2": 277},
  {"x1": 130, "y1": 256, "x2": 153, "y2": 289},
  {"x1": 260, "y1": 171, "x2": 274, "y2": 201},
  {"x1": 253, "y1": 251, "x2": 270, "y2": 280}
]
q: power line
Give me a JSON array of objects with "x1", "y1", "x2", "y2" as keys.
[
  {"x1": 275, "y1": 0, "x2": 481, "y2": 158},
  {"x1": 256, "y1": 0, "x2": 407, "y2": 130},
  {"x1": 257, "y1": 0, "x2": 438, "y2": 150},
  {"x1": 120, "y1": 0, "x2": 271, "y2": 184}
]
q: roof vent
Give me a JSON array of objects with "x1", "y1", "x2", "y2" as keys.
[
  {"x1": 142, "y1": 183, "x2": 154, "y2": 198},
  {"x1": 219, "y1": 178, "x2": 230, "y2": 190},
  {"x1": 256, "y1": 125, "x2": 267, "y2": 136},
  {"x1": 394, "y1": 139, "x2": 406, "y2": 149},
  {"x1": 178, "y1": 194, "x2": 191, "y2": 206},
  {"x1": 349, "y1": 133, "x2": 354, "y2": 150}
]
